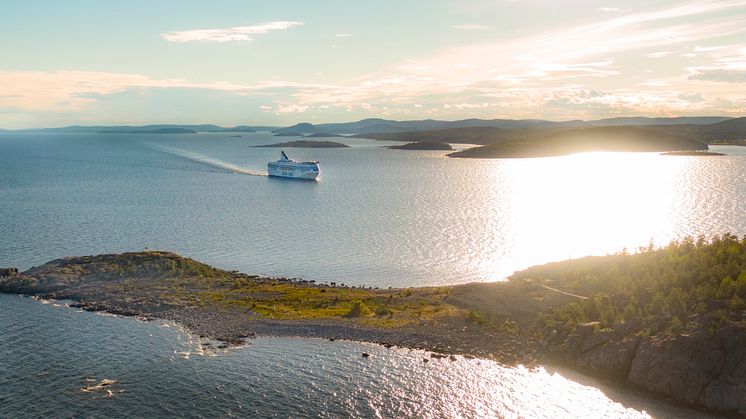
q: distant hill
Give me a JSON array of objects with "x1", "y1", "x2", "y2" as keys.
[
  {"x1": 695, "y1": 117, "x2": 746, "y2": 141},
  {"x1": 14, "y1": 124, "x2": 273, "y2": 134},
  {"x1": 448, "y1": 126, "x2": 708, "y2": 158},
  {"x1": 100, "y1": 127, "x2": 197, "y2": 134},
  {"x1": 356, "y1": 126, "x2": 517, "y2": 145},
  {"x1": 271, "y1": 118, "x2": 591, "y2": 135},
  {"x1": 589, "y1": 116, "x2": 731, "y2": 126},
  {"x1": 270, "y1": 116, "x2": 733, "y2": 136}
]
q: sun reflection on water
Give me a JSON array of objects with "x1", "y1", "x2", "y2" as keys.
[{"x1": 477, "y1": 152, "x2": 705, "y2": 280}]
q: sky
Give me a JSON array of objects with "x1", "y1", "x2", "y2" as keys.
[{"x1": 0, "y1": 0, "x2": 745, "y2": 128}]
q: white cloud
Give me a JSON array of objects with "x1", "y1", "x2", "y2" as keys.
[
  {"x1": 597, "y1": 7, "x2": 621, "y2": 12},
  {"x1": 645, "y1": 51, "x2": 671, "y2": 58},
  {"x1": 275, "y1": 104, "x2": 309, "y2": 114},
  {"x1": 453, "y1": 24, "x2": 491, "y2": 31},
  {"x1": 4, "y1": 2, "x2": 746, "y2": 123},
  {"x1": 335, "y1": 33, "x2": 352, "y2": 38},
  {"x1": 688, "y1": 59, "x2": 746, "y2": 82},
  {"x1": 161, "y1": 21, "x2": 302, "y2": 43}
]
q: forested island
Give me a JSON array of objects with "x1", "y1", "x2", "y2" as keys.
[
  {"x1": 3, "y1": 234, "x2": 746, "y2": 415},
  {"x1": 357, "y1": 117, "x2": 746, "y2": 158},
  {"x1": 256, "y1": 141, "x2": 349, "y2": 148},
  {"x1": 447, "y1": 126, "x2": 707, "y2": 158}
]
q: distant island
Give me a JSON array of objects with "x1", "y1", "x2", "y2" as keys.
[
  {"x1": 3, "y1": 234, "x2": 746, "y2": 415},
  {"x1": 387, "y1": 141, "x2": 453, "y2": 150},
  {"x1": 447, "y1": 126, "x2": 708, "y2": 158},
  {"x1": 100, "y1": 127, "x2": 197, "y2": 134},
  {"x1": 273, "y1": 132, "x2": 305, "y2": 137},
  {"x1": 256, "y1": 140, "x2": 349, "y2": 148},
  {"x1": 7, "y1": 124, "x2": 274, "y2": 134},
  {"x1": 304, "y1": 133, "x2": 346, "y2": 138},
  {"x1": 660, "y1": 150, "x2": 725, "y2": 156}
]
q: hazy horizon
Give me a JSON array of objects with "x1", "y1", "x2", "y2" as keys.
[{"x1": 1, "y1": 0, "x2": 745, "y2": 129}]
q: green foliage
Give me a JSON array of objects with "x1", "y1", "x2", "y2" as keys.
[
  {"x1": 465, "y1": 310, "x2": 487, "y2": 325},
  {"x1": 512, "y1": 234, "x2": 746, "y2": 335}
]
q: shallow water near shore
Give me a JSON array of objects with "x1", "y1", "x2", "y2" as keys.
[
  {"x1": 0, "y1": 294, "x2": 716, "y2": 418},
  {"x1": 2, "y1": 132, "x2": 746, "y2": 287}
]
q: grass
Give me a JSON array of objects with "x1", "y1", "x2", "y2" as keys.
[{"x1": 198, "y1": 281, "x2": 463, "y2": 327}]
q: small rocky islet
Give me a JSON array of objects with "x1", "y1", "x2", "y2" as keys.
[
  {"x1": 3, "y1": 235, "x2": 746, "y2": 416},
  {"x1": 255, "y1": 140, "x2": 349, "y2": 148}
]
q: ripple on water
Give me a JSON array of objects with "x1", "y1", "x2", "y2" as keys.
[
  {"x1": 2, "y1": 134, "x2": 746, "y2": 288},
  {"x1": 0, "y1": 294, "x2": 718, "y2": 418}
]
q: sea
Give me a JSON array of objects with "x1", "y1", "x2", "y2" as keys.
[{"x1": 2, "y1": 131, "x2": 743, "y2": 417}]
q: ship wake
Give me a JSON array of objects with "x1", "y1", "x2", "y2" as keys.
[{"x1": 145, "y1": 144, "x2": 267, "y2": 176}]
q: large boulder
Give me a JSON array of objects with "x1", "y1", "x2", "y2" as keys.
[
  {"x1": 576, "y1": 336, "x2": 639, "y2": 380},
  {"x1": 627, "y1": 330, "x2": 732, "y2": 410}
]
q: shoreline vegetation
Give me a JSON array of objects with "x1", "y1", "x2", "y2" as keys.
[{"x1": 3, "y1": 235, "x2": 746, "y2": 415}]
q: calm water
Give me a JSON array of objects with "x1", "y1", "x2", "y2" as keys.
[
  {"x1": 0, "y1": 294, "x2": 713, "y2": 418},
  {"x1": 1, "y1": 132, "x2": 743, "y2": 417},
  {"x1": 2, "y1": 132, "x2": 745, "y2": 287}
]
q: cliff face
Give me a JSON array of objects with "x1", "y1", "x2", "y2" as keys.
[{"x1": 546, "y1": 317, "x2": 746, "y2": 415}]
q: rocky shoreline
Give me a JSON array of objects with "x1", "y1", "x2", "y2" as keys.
[
  {"x1": 3, "y1": 248, "x2": 746, "y2": 416},
  {"x1": 38, "y1": 291, "x2": 544, "y2": 366}
]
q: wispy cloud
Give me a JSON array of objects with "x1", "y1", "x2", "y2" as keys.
[
  {"x1": 4, "y1": 1, "x2": 746, "y2": 123},
  {"x1": 597, "y1": 7, "x2": 621, "y2": 13},
  {"x1": 0, "y1": 71, "x2": 251, "y2": 111},
  {"x1": 335, "y1": 33, "x2": 352, "y2": 38},
  {"x1": 161, "y1": 21, "x2": 302, "y2": 43},
  {"x1": 645, "y1": 51, "x2": 671, "y2": 58},
  {"x1": 453, "y1": 24, "x2": 491, "y2": 31}
]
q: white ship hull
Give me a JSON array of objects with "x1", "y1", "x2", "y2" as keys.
[
  {"x1": 267, "y1": 162, "x2": 319, "y2": 179},
  {"x1": 267, "y1": 151, "x2": 320, "y2": 180}
]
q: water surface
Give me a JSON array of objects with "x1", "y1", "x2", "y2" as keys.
[
  {"x1": 2, "y1": 132, "x2": 744, "y2": 287},
  {"x1": 0, "y1": 294, "x2": 713, "y2": 418}
]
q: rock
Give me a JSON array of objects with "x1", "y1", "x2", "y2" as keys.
[
  {"x1": 579, "y1": 330, "x2": 613, "y2": 353},
  {"x1": 362, "y1": 352, "x2": 370, "y2": 358},
  {"x1": 628, "y1": 331, "x2": 725, "y2": 408},
  {"x1": 563, "y1": 322, "x2": 599, "y2": 356},
  {"x1": 575, "y1": 336, "x2": 639, "y2": 380},
  {"x1": 0, "y1": 268, "x2": 18, "y2": 278}
]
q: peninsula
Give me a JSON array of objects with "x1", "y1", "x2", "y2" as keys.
[
  {"x1": 256, "y1": 140, "x2": 349, "y2": 148},
  {"x1": 3, "y1": 234, "x2": 746, "y2": 415}
]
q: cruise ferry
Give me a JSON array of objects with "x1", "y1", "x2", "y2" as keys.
[{"x1": 267, "y1": 151, "x2": 320, "y2": 180}]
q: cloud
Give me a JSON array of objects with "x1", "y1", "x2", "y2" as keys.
[
  {"x1": 645, "y1": 51, "x2": 671, "y2": 58},
  {"x1": 453, "y1": 24, "x2": 491, "y2": 31},
  {"x1": 4, "y1": 2, "x2": 746, "y2": 124},
  {"x1": 689, "y1": 68, "x2": 746, "y2": 82},
  {"x1": 0, "y1": 71, "x2": 253, "y2": 111},
  {"x1": 161, "y1": 21, "x2": 302, "y2": 43},
  {"x1": 597, "y1": 7, "x2": 621, "y2": 12},
  {"x1": 335, "y1": 33, "x2": 352, "y2": 38},
  {"x1": 275, "y1": 104, "x2": 309, "y2": 113}
]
